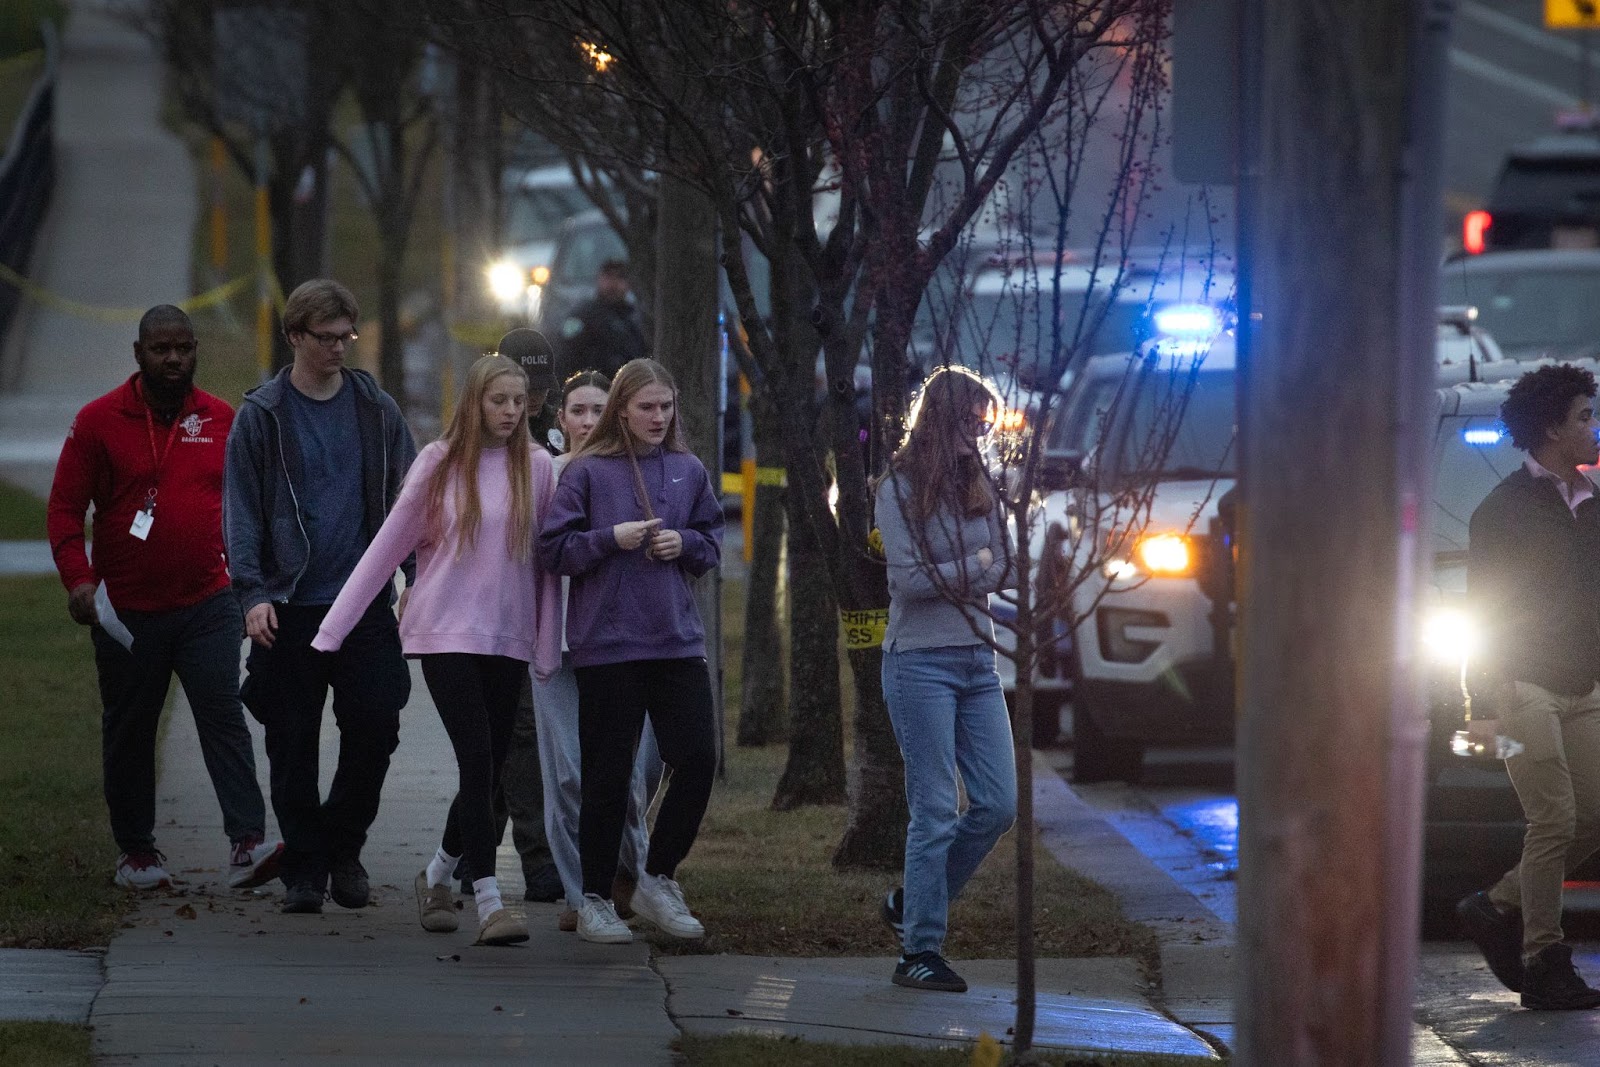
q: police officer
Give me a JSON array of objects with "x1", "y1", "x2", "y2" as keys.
[{"x1": 555, "y1": 260, "x2": 647, "y2": 382}]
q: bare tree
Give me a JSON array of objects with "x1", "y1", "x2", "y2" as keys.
[
  {"x1": 429, "y1": 0, "x2": 1171, "y2": 875},
  {"x1": 129, "y1": 0, "x2": 439, "y2": 391}
]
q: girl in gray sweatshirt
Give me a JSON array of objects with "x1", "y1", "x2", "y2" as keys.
[{"x1": 875, "y1": 366, "x2": 1017, "y2": 995}]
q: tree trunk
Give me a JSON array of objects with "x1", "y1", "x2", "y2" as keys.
[
  {"x1": 737, "y1": 387, "x2": 788, "y2": 747},
  {"x1": 446, "y1": 58, "x2": 499, "y2": 422},
  {"x1": 651, "y1": 171, "x2": 724, "y2": 758},
  {"x1": 375, "y1": 232, "x2": 405, "y2": 393},
  {"x1": 772, "y1": 471, "x2": 846, "y2": 808}
]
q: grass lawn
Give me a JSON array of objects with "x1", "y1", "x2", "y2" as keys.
[
  {"x1": 677, "y1": 1034, "x2": 1218, "y2": 1066},
  {"x1": 0, "y1": 479, "x2": 47, "y2": 539},
  {"x1": 0, "y1": 1022, "x2": 92, "y2": 1067},
  {"x1": 650, "y1": 576, "x2": 1156, "y2": 965},
  {"x1": 0, "y1": 574, "x2": 125, "y2": 947}
]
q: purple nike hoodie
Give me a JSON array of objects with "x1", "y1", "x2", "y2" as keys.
[{"x1": 537, "y1": 445, "x2": 723, "y2": 668}]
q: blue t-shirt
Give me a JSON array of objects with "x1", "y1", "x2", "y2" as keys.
[{"x1": 281, "y1": 378, "x2": 368, "y2": 605}]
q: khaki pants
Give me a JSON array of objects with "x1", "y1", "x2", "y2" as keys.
[{"x1": 1487, "y1": 680, "x2": 1600, "y2": 961}]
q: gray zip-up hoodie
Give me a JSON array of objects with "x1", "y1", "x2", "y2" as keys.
[
  {"x1": 223, "y1": 366, "x2": 417, "y2": 613},
  {"x1": 876, "y1": 472, "x2": 1014, "y2": 652}
]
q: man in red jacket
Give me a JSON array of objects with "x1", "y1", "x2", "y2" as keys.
[{"x1": 47, "y1": 305, "x2": 281, "y2": 892}]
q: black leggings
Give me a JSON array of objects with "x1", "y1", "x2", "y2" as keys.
[
  {"x1": 575, "y1": 657, "x2": 717, "y2": 895},
  {"x1": 419, "y1": 653, "x2": 526, "y2": 884}
]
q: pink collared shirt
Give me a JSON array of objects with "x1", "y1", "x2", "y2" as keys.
[{"x1": 1525, "y1": 457, "x2": 1596, "y2": 515}]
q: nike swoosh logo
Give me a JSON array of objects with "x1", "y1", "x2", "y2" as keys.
[{"x1": 672, "y1": 476, "x2": 686, "y2": 483}]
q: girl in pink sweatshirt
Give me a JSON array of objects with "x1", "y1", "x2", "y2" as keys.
[{"x1": 312, "y1": 354, "x2": 561, "y2": 946}]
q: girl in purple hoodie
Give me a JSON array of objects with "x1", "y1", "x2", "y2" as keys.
[{"x1": 537, "y1": 358, "x2": 723, "y2": 944}]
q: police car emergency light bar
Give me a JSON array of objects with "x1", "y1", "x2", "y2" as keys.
[
  {"x1": 1462, "y1": 427, "x2": 1504, "y2": 446},
  {"x1": 1153, "y1": 304, "x2": 1222, "y2": 338}
]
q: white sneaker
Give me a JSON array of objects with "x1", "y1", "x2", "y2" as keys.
[
  {"x1": 631, "y1": 874, "x2": 705, "y2": 938},
  {"x1": 227, "y1": 836, "x2": 285, "y2": 889},
  {"x1": 115, "y1": 851, "x2": 172, "y2": 890},
  {"x1": 577, "y1": 893, "x2": 633, "y2": 944}
]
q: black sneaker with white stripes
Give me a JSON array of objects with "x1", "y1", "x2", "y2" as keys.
[
  {"x1": 892, "y1": 951, "x2": 968, "y2": 993},
  {"x1": 880, "y1": 885, "x2": 905, "y2": 944}
]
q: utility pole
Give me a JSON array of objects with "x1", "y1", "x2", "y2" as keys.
[{"x1": 1233, "y1": 1, "x2": 1453, "y2": 1063}]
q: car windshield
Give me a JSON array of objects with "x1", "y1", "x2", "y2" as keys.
[
  {"x1": 945, "y1": 290, "x2": 1150, "y2": 386},
  {"x1": 551, "y1": 223, "x2": 626, "y2": 285},
  {"x1": 504, "y1": 186, "x2": 590, "y2": 246},
  {"x1": 1439, "y1": 266, "x2": 1600, "y2": 355},
  {"x1": 1434, "y1": 415, "x2": 1523, "y2": 555},
  {"x1": 1493, "y1": 158, "x2": 1600, "y2": 215},
  {"x1": 1048, "y1": 358, "x2": 1236, "y2": 482}
]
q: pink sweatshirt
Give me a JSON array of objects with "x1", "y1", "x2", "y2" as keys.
[{"x1": 311, "y1": 440, "x2": 562, "y2": 680}]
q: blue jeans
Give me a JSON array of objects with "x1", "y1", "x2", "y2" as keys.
[{"x1": 883, "y1": 643, "x2": 1018, "y2": 956}]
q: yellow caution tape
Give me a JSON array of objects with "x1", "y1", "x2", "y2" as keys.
[
  {"x1": 719, "y1": 466, "x2": 787, "y2": 494},
  {"x1": 0, "y1": 261, "x2": 257, "y2": 323},
  {"x1": 447, "y1": 321, "x2": 506, "y2": 350},
  {"x1": 840, "y1": 607, "x2": 889, "y2": 650}
]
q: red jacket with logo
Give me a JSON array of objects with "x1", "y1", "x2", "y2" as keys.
[{"x1": 48, "y1": 375, "x2": 234, "y2": 613}]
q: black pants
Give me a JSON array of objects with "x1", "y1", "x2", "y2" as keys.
[
  {"x1": 575, "y1": 657, "x2": 717, "y2": 895},
  {"x1": 91, "y1": 589, "x2": 265, "y2": 854},
  {"x1": 241, "y1": 597, "x2": 407, "y2": 884},
  {"x1": 420, "y1": 653, "x2": 526, "y2": 884},
  {"x1": 475, "y1": 673, "x2": 552, "y2": 884}
]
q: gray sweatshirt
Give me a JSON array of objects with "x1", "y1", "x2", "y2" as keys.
[{"x1": 875, "y1": 472, "x2": 1013, "y2": 653}]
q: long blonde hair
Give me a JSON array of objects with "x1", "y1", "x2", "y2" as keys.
[
  {"x1": 569, "y1": 358, "x2": 688, "y2": 524},
  {"x1": 888, "y1": 365, "x2": 999, "y2": 523},
  {"x1": 426, "y1": 354, "x2": 534, "y2": 560}
]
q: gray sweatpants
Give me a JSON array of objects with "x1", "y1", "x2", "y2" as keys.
[{"x1": 533, "y1": 652, "x2": 662, "y2": 910}]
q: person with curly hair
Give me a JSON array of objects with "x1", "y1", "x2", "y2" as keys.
[{"x1": 1458, "y1": 362, "x2": 1600, "y2": 1010}]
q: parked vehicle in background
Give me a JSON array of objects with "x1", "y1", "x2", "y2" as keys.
[
  {"x1": 1005, "y1": 312, "x2": 1519, "y2": 774},
  {"x1": 534, "y1": 210, "x2": 627, "y2": 338},
  {"x1": 1440, "y1": 249, "x2": 1600, "y2": 362},
  {"x1": 487, "y1": 164, "x2": 592, "y2": 323},
  {"x1": 914, "y1": 249, "x2": 1235, "y2": 434},
  {"x1": 1462, "y1": 131, "x2": 1600, "y2": 255}
]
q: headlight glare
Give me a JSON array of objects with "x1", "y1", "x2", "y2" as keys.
[
  {"x1": 1422, "y1": 607, "x2": 1479, "y2": 666},
  {"x1": 487, "y1": 261, "x2": 527, "y2": 302},
  {"x1": 1134, "y1": 533, "x2": 1193, "y2": 577}
]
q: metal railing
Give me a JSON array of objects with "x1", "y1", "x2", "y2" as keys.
[{"x1": 0, "y1": 20, "x2": 59, "y2": 350}]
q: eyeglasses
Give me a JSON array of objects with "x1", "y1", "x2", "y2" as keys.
[
  {"x1": 302, "y1": 329, "x2": 358, "y2": 349},
  {"x1": 143, "y1": 341, "x2": 197, "y2": 356}
]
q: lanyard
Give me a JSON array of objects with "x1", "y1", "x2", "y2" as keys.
[{"x1": 141, "y1": 393, "x2": 184, "y2": 503}]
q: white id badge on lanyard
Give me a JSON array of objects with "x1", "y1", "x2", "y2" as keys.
[
  {"x1": 130, "y1": 490, "x2": 155, "y2": 540},
  {"x1": 129, "y1": 507, "x2": 154, "y2": 540}
]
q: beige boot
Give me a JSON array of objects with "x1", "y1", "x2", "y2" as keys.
[
  {"x1": 474, "y1": 907, "x2": 529, "y2": 946},
  {"x1": 414, "y1": 871, "x2": 459, "y2": 933}
]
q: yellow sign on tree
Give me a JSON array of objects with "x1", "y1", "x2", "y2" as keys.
[{"x1": 1548, "y1": 0, "x2": 1600, "y2": 29}]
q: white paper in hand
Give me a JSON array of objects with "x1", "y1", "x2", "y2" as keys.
[{"x1": 94, "y1": 583, "x2": 134, "y2": 651}]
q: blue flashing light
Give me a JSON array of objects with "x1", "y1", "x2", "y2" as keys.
[
  {"x1": 1153, "y1": 304, "x2": 1222, "y2": 338},
  {"x1": 1463, "y1": 427, "x2": 1503, "y2": 446}
]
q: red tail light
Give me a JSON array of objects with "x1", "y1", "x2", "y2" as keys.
[{"x1": 1463, "y1": 210, "x2": 1492, "y2": 255}]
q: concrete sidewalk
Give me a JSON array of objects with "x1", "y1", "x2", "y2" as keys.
[
  {"x1": 89, "y1": 657, "x2": 677, "y2": 1065},
  {"x1": 0, "y1": 2, "x2": 195, "y2": 498},
  {"x1": 84, "y1": 664, "x2": 1230, "y2": 1065}
]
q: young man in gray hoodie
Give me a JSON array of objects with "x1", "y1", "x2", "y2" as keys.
[{"x1": 224, "y1": 279, "x2": 416, "y2": 914}]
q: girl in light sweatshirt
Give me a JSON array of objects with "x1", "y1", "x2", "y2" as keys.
[
  {"x1": 312, "y1": 354, "x2": 561, "y2": 947},
  {"x1": 875, "y1": 366, "x2": 1016, "y2": 994},
  {"x1": 538, "y1": 358, "x2": 723, "y2": 945}
]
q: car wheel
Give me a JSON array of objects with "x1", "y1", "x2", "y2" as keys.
[{"x1": 1072, "y1": 702, "x2": 1144, "y2": 783}]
